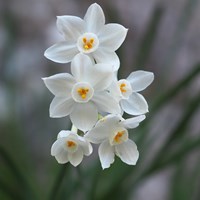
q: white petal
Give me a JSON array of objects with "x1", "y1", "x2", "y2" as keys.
[
  {"x1": 115, "y1": 139, "x2": 139, "y2": 165},
  {"x1": 68, "y1": 149, "x2": 83, "y2": 167},
  {"x1": 71, "y1": 54, "x2": 113, "y2": 90},
  {"x1": 57, "y1": 130, "x2": 74, "y2": 139},
  {"x1": 42, "y1": 73, "x2": 76, "y2": 97},
  {"x1": 71, "y1": 53, "x2": 94, "y2": 82},
  {"x1": 93, "y1": 50, "x2": 120, "y2": 71},
  {"x1": 44, "y1": 41, "x2": 78, "y2": 63},
  {"x1": 108, "y1": 81, "x2": 122, "y2": 102},
  {"x1": 50, "y1": 97, "x2": 74, "y2": 118},
  {"x1": 77, "y1": 136, "x2": 93, "y2": 156},
  {"x1": 51, "y1": 138, "x2": 64, "y2": 156},
  {"x1": 57, "y1": 16, "x2": 85, "y2": 41},
  {"x1": 91, "y1": 63, "x2": 114, "y2": 91},
  {"x1": 99, "y1": 23, "x2": 128, "y2": 51},
  {"x1": 70, "y1": 102, "x2": 98, "y2": 132},
  {"x1": 98, "y1": 140, "x2": 115, "y2": 169},
  {"x1": 85, "y1": 124, "x2": 111, "y2": 144},
  {"x1": 84, "y1": 3, "x2": 105, "y2": 33},
  {"x1": 92, "y1": 91, "x2": 121, "y2": 114},
  {"x1": 55, "y1": 149, "x2": 69, "y2": 164},
  {"x1": 120, "y1": 115, "x2": 146, "y2": 129},
  {"x1": 127, "y1": 71, "x2": 154, "y2": 92},
  {"x1": 121, "y1": 93, "x2": 148, "y2": 115}
]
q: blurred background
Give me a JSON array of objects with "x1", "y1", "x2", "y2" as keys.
[{"x1": 0, "y1": 0, "x2": 200, "y2": 199}]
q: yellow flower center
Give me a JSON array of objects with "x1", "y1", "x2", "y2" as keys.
[
  {"x1": 77, "y1": 88, "x2": 89, "y2": 99},
  {"x1": 82, "y1": 37, "x2": 94, "y2": 50},
  {"x1": 120, "y1": 83, "x2": 127, "y2": 93},
  {"x1": 66, "y1": 140, "x2": 76, "y2": 148},
  {"x1": 114, "y1": 131, "x2": 125, "y2": 144}
]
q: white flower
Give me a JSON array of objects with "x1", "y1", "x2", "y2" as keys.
[
  {"x1": 85, "y1": 114, "x2": 145, "y2": 169},
  {"x1": 44, "y1": 3, "x2": 128, "y2": 71},
  {"x1": 109, "y1": 70, "x2": 154, "y2": 115},
  {"x1": 51, "y1": 130, "x2": 93, "y2": 166},
  {"x1": 43, "y1": 54, "x2": 121, "y2": 132}
]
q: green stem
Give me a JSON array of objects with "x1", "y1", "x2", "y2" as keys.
[
  {"x1": 151, "y1": 64, "x2": 200, "y2": 114},
  {"x1": 48, "y1": 164, "x2": 68, "y2": 200},
  {"x1": 0, "y1": 146, "x2": 34, "y2": 199},
  {"x1": 71, "y1": 124, "x2": 78, "y2": 133},
  {"x1": 0, "y1": 179, "x2": 22, "y2": 200},
  {"x1": 116, "y1": 136, "x2": 200, "y2": 200},
  {"x1": 138, "y1": 64, "x2": 200, "y2": 143}
]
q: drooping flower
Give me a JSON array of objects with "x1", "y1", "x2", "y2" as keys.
[
  {"x1": 44, "y1": 3, "x2": 128, "y2": 71},
  {"x1": 109, "y1": 70, "x2": 154, "y2": 115},
  {"x1": 51, "y1": 130, "x2": 92, "y2": 166},
  {"x1": 85, "y1": 114, "x2": 145, "y2": 169},
  {"x1": 43, "y1": 54, "x2": 121, "y2": 132}
]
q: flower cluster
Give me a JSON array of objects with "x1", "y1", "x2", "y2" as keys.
[{"x1": 43, "y1": 3, "x2": 154, "y2": 169}]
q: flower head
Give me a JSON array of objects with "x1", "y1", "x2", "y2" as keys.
[
  {"x1": 51, "y1": 130, "x2": 93, "y2": 166},
  {"x1": 109, "y1": 70, "x2": 154, "y2": 115},
  {"x1": 43, "y1": 54, "x2": 121, "y2": 132},
  {"x1": 85, "y1": 114, "x2": 145, "y2": 169},
  {"x1": 44, "y1": 3, "x2": 128, "y2": 71}
]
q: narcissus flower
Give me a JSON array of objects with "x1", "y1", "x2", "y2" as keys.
[
  {"x1": 44, "y1": 3, "x2": 128, "y2": 70},
  {"x1": 51, "y1": 130, "x2": 92, "y2": 166},
  {"x1": 43, "y1": 54, "x2": 120, "y2": 132},
  {"x1": 85, "y1": 114, "x2": 145, "y2": 169},
  {"x1": 109, "y1": 70, "x2": 154, "y2": 115}
]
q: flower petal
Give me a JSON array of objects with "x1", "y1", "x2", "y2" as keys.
[
  {"x1": 127, "y1": 70, "x2": 154, "y2": 92},
  {"x1": 77, "y1": 136, "x2": 93, "y2": 156},
  {"x1": 92, "y1": 91, "x2": 121, "y2": 114},
  {"x1": 51, "y1": 138, "x2": 64, "y2": 156},
  {"x1": 85, "y1": 123, "x2": 111, "y2": 144},
  {"x1": 93, "y1": 50, "x2": 120, "y2": 71},
  {"x1": 84, "y1": 3, "x2": 105, "y2": 33},
  {"x1": 50, "y1": 97, "x2": 74, "y2": 118},
  {"x1": 120, "y1": 115, "x2": 146, "y2": 129},
  {"x1": 70, "y1": 102, "x2": 98, "y2": 132},
  {"x1": 68, "y1": 148, "x2": 83, "y2": 167},
  {"x1": 121, "y1": 93, "x2": 148, "y2": 115},
  {"x1": 71, "y1": 53, "x2": 94, "y2": 82},
  {"x1": 98, "y1": 140, "x2": 115, "y2": 169},
  {"x1": 57, "y1": 130, "x2": 74, "y2": 139},
  {"x1": 99, "y1": 23, "x2": 128, "y2": 51},
  {"x1": 91, "y1": 63, "x2": 114, "y2": 91},
  {"x1": 57, "y1": 16, "x2": 85, "y2": 41},
  {"x1": 44, "y1": 41, "x2": 78, "y2": 63},
  {"x1": 71, "y1": 54, "x2": 113, "y2": 90},
  {"x1": 51, "y1": 139, "x2": 69, "y2": 164},
  {"x1": 115, "y1": 139, "x2": 139, "y2": 165},
  {"x1": 55, "y1": 149, "x2": 69, "y2": 164},
  {"x1": 42, "y1": 73, "x2": 76, "y2": 97}
]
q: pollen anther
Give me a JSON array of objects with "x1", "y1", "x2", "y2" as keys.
[
  {"x1": 66, "y1": 140, "x2": 76, "y2": 148},
  {"x1": 77, "y1": 88, "x2": 89, "y2": 99},
  {"x1": 120, "y1": 83, "x2": 127, "y2": 93},
  {"x1": 114, "y1": 131, "x2": 125, "y2": 144},
  {"x1": 82, "y1": 37, "x2": 94, "y2": 50}
]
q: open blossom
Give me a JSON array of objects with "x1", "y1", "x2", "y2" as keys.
[
  {"x1": 44, "y1": 3, "x2": 128, "y2": 71},
  {"x1": 109, "y1": 70, "x2": 154, "y2": 115},
  {"x1": 43, "y1": 54, "x2": 120, "y2": 132},
  {"x1": 85, "y1": 114, "x2": 145, "y2": 169},
  {"x1": 51, "y1": 130, "x2": 93, "y2": 166}
]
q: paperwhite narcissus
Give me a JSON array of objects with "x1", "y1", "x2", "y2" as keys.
[
  {"x1": 108, "y1": 71, "x2": 154, "y2": 115},
  {"x1": 44, "y1": 3, "x2": 128, "y2": 71},
  {"x1": 51, "y1": 131, "x2": 93, "y2": 166},
  {"x1": 85, "y1": 114, "x2": 145, "y2": 169},
  {"x1": 43, "y1": 54, "x2": 121, "y2": 132}
]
